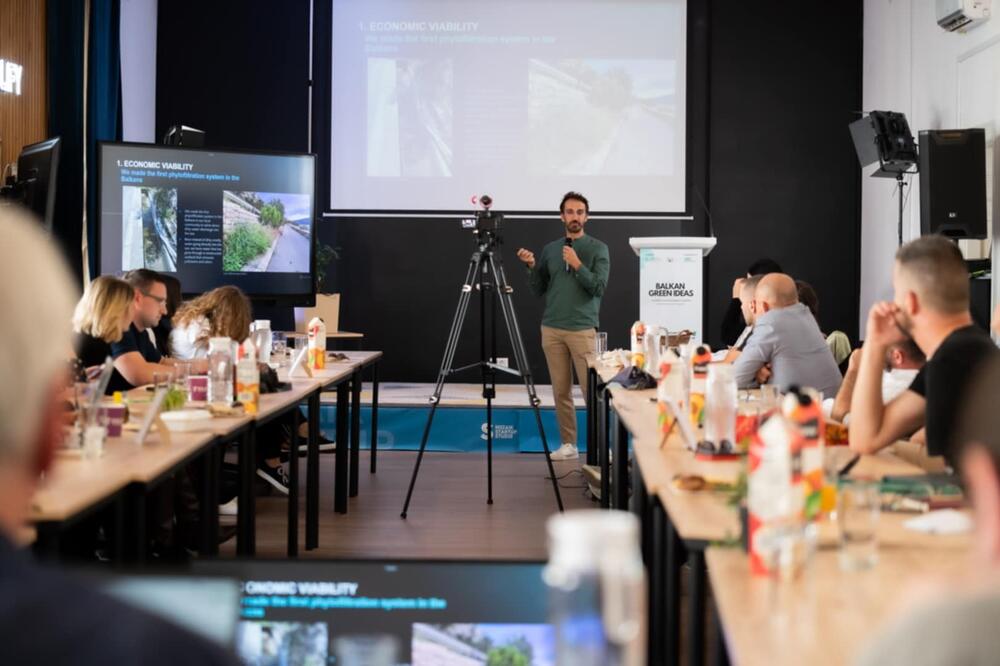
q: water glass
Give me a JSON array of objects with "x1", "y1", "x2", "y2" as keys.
[
  {"x1": 759, "y1": 384, "x2": 780, "y2": 412},
  {"x1": 272, "y1": 332, "x2": 288, "y2": 365},
  {"x1": 837, "y1": 479, "x2": 880, "y2": 571},
  {"x1": 595, "y1": 331, "x2": 608, "y2": 356},
  {"x1": 152, "y1": 371, "x2": 171, "y2": 392},
  {"x1": 172, "y1": 363, "x2": 190, "y2": 393}
]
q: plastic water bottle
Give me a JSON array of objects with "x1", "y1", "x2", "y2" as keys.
[
  {"x1": 208, "y1": 336, "x2": 234, "y2": 405},
  {"x1": 545, "y1": 510, "x2": 646, "y2": 666},
  {"x1": 704, "y1": 363, "x2": 737, "y2": 451},
  {"x1": 250, "y1": 319, "x2": 273, "y2": 365}
]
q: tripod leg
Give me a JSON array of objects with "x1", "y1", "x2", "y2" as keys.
[
  {"x1": 400, "y1": 252, "x2": 481, "y2": 518},
  {"x1": 488, "y1": 253, "x2": 564, "y2": 512},
  {"x1": 400, "y1": 401, "x2": 441, "y2": 519},
  {"x1": 486, "y1": 395, "x2": 494, "y2": 504}
]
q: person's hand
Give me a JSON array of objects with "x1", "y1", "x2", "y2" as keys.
[
  {"x1": 865, "y1": 301, "x2": 907, "y2": 348},
  {"x1": 562, "y1": 246, "x2": 582, "y2": 270},
  {"x1": 846, "y1": 348, "x2": 863, "y2": 375},
  {"x1": 992, "y1": 302, "x2": 1000, "y2": 336},
  {"x1": 755, "y1": 364, "x2": 772, "y2": 385},
  {"x1": 732, "y1": 277, "x2": 746, "y2": 299},
  {"x1": 516, "y1": 248, "x2": 535, "y2": 269}
]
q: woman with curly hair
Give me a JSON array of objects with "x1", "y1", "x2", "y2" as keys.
[{"x1": 169, "y1": 285, "x2": 253, "y2": 359}]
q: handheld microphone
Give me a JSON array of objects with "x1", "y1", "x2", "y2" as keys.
[{"x1": 564, "y1": 237, "x2": 573, "y2": 272}]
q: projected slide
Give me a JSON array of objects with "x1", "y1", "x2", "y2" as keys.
[
  {"x1": 331, "y1": 0, "x2": 687, "y2": 213},
  {"x1": 99, "y1": 143, "x2": 315, "y2": 299}
]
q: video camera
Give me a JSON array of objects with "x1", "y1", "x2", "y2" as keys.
[{"x1": 461, "y1": 194, "x2": 503, "y2": 235}]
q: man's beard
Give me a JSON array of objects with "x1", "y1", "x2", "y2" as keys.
[
  {"x1": 566, "y1": 222, "x2": 582, "y2": 232},
  {"x1": 893, "y1": 308, "x2": 915, "y2": 339}
]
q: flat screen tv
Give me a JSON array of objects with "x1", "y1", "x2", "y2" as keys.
[{"x1": 98, "y1": 142, "x2": 316, "y2": 303}]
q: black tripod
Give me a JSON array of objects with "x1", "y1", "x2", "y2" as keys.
[{"x1": 400, "y1": 217, "x2": 564, "y2": 518}]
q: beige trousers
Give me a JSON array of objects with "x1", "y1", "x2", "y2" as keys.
[{"x1": 541, "y1": 325, "x2": 596, "y2": 446}]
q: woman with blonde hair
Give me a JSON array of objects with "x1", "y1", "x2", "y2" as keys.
[
  {"x1": 73, "y1": 275, "x2": 135, "y2": 371},
  {"x1": 170, "y1": 285, "x2": 252, "y2": 359}
]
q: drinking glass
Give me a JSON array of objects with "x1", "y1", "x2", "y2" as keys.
[
  {"x1": 595, "y1": 331, "x2": 608, "y2": 356},
  {"x1": 837, "y1": 478, "x2": 880, "y2": 571},
  {"x1": 272, "y1": 332, "x2": 288, "y2": 365}
]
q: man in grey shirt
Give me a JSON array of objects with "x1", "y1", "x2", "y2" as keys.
[{"x1": 731, "y1": 273, "x2": 842, "y2": 397}]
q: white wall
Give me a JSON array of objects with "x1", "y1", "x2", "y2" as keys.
[
  {"x1": 120, "y1": 0, "x2": 158, "y2": 142},
  {"x1": 861, "y1": 0, "x2": 1000, "y2": 335}
]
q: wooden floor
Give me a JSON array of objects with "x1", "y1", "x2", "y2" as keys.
[{"x1": 224, "y1": 451, "x2": 596, "y2": 560}]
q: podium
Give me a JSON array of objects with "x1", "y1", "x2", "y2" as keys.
[{"x1": 629, "y1": 237, "x2": 717, "y2": 342}]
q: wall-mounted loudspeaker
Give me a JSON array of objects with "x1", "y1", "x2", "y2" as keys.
[{"x1": 918, "y1": 128, "x2": 987, "y2": 239}]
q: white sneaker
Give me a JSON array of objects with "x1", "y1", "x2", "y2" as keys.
[
  {"x1": 219, "y1": 497, "x2": 238, "y2": 516},
  {"x1": 219, "y1": 497, "x2": 238, "y2": 526},
  {"x1": 549, "y1": 443, "x2": 579, "y2": 461}
]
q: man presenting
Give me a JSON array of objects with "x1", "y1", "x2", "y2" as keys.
[{"x1": 517, "y1": 192, "x2": 610, "y2": 461}]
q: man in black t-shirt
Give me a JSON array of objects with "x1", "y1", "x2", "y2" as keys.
[
  {"x1": 850, "y1": 236, "x2": 998, "y2": 464},
  {"x1": 111, "y1": 269, "x2": 205, "y2": 392}
]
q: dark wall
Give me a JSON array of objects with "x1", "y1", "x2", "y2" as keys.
[
  {"x1": 156, "y1": 0, "x2": 863, "y2": 382},
  {"x1": 155, "y1": 1, "x2": 310, "y2": 153},
  {"x1": 705, "y1": 2, "x2": 863, "y2": 346}
]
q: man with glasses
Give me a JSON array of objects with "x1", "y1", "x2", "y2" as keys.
[{"x1": 109, "y1": 269, "x2": 205, "y2": 392}]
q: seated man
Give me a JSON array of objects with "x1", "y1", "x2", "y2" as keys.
[
  {"x1": 849, "y1": 235, "x2": 998, "y2": 465},
  {"x1": 731, "y1": 273, "x2": 843, "y2": 397},
  {"x1": 110, "y1": 269, "x2": 206, "y2": 393},
  {"x1": 721, "y1": 273, "x2": 763, "y2": 363},
  {"x1": 828, "y1": 339, "x2": 925, "y2": 423},
  {"x1": 0, "y1": 207, "x2": 236, "y2": 664},
  {"x1": 857, "y1": 356, "x2": 1000, "y2": 664}
]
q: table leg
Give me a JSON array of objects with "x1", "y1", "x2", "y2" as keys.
[
  {"x1": 237, "y1": 428, "x2": 257, "y2": 556},
  {"x1": 287, "y1": 407, "x2": 301, "y2": 557},
  {"x1": 599, "y1": 389, "x2": 610, "y2": 509},
  {"x1": 713, "y1": 606, "x2": 731, "y2": 666},
  {"x1": 586, "y1": 366, "x2": 598, "y2": 466},
  {"x1": 689, "y1": 546, "x2": 707, "y2": 666},
  {"x1": 335, "y1": 382, "x2": 350, "y2": 514},
  {"x1": 199, "y1": 439, "x2": 220, "y2": 557},
  {"x1": 649, "y1": 499, "x2": 667, "y2": 666},
  {"x1": 370, "y1": 362, "x2": 379, "y2": 474},
  {"x1": 665, "y1": 515, "x2": 683, "y2": 664},
  {"x1": 350, "y1": 370, "x2": 361, "y2": 497},
  {"x1": 614, "y1": 411, "x2": 629, "y2": 510},
  {"x1": 306, "y1": 391, "x2": 320, "y2": 550},
  {"x1": 124, "y1": 484, "x2": 146, "y2": 564}
]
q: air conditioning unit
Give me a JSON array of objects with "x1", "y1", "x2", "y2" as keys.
[{"x1": 937, "y1": 0, "x2": 991, "y2": 32}]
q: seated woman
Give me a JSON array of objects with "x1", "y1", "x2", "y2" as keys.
[
  {"x1": 170, "y1": 285, "x2": 252, "y2": 359},
  {"x1": 170, "y1": 286, "x2": 290, "y2": 495},
  {"x1": 72, "y1": 275, "x2": 136, "y2": 388}
]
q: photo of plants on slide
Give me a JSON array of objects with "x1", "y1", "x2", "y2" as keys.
[
  {"x1": 528, "y1": 59, "x2": 675, "y2": 176},
  {"x1": 222, "y1": 191, "x2": 312, "y2": 273},
  {"x1": 367, "y1": 57, "x2": 454, "y2": 177},
  {"x1": 235, "y1": 621, "x2": 327, "y2": 666},
  {"x1": 411, "y1": 623, "x2": 555, "y2": 666},
  {"x1": 121, "y1": 186, "x2": 178, "y2": 272}
]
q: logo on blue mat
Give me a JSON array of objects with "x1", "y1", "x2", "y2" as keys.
[{"x1": 481, "y1": 423, "x2": 517, "y2": 440}]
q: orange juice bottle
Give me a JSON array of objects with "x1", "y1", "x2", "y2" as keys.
[
  {"x1": 782, "y1": 386, "x2": 825, "y2": 521},
  {"x1": 689, "y1": 344, "x2": 712, "y2": 430}
]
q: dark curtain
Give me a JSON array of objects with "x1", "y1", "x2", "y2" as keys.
[
  {"x1": 47, "y1": 0, "x2": 121, "y2": 284},
  {"x1": 47, "y1": 0, "x2": 86, "y2": 283},
  {"x1": 86, "y1": 0, "x2": 122, "y2": 279}
]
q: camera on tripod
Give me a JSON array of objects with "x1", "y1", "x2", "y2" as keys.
[{"x1": 461, "y1": 194, "x2": 503, "y2": 235}]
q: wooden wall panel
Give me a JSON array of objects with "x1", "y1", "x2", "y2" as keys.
[{"x1": 0, "y1": 0, "x2": 47, "y2": 177}]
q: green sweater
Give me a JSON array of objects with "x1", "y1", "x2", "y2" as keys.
[{"x1": 526, "y1": 234, "x2": 610, "y2": 331}]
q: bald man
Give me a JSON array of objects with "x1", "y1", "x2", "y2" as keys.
[
  {"x1": 850, "y1": 236, "x2": 998, "y2": 464},
  {"x1": 731, "y1": 273, "x2": 842, "y2": 396}
]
